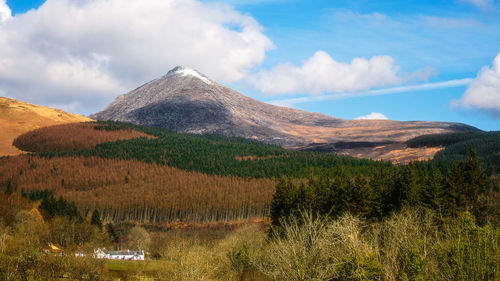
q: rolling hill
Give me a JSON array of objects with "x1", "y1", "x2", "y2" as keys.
[{"x1": 0, "y1": 97, "x2": 91, "y2": 156}]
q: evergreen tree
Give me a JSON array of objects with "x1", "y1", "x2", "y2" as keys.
[
  {"x1": 91, "y1": 209, "x2": 103, "y2": 229},
  {"x1": 420, "y1": 167, "x2": 445, "y2": 214},
  {"x1": 270, "y1": 178, "x2": 296, "y2": 228},
  {"x1": 444, "y1": 161, "x2": 467, "y2": 217},
  {"x1": 462, "y1": 150, "x2": 494, "y2": 224},
  {"x1": 350, "y1": 175, "x2": 372, "y2": 218},
  {"x1": 105, "y1": 223, "x2": 119, "y2": 243}
]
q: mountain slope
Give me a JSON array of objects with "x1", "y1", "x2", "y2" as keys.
[
  {"x1": 0, "y1": 97, "x2": 91, "y2": 156},
  {"x1": 92, "y1": 66, "x2": 478, "y2": 157}
]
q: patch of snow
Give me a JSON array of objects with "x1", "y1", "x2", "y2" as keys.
[{"x1": 168, "y1": 66, "x2": 212, "y2": 84}]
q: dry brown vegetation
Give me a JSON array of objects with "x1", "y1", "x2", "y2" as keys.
[
  {"x1": 13, "y1": 122, "x2": 155, "y2": 152},
  {"x1": 0, "y1": 155, "x2": 275, "y2": 223},
  {"x1": 235, "y1": 155, "x2": 274, "y2": 161},
  {"x1": 338, "y1": 143, "x2": 444, "y2": 164},
  {"x1": 0, "y1": 97, "x2": 91, "y2": 156}
]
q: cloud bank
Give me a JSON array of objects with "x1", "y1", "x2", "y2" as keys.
[
  {"x1": 250, "y1": 51, "x2": 402, "y2": 95},
  {"x1": 454, "y1": 52, "x2": 500, "y2": 116},
  {"x1": 0, "y1": 0, "x2": 273, "y2": 113},
  {"x1": 355, "y1": 112, "x2": 389, "y2": 120}
]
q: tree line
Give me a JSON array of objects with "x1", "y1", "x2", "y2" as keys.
[{"x1": 271, "y1": 150, "x2": 498, "y2": 229}]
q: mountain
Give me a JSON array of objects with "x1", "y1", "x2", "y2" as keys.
[
  {"x1": 0, "y1": 97, "x2": 91, "y2": 156},
  {"x1": 91, "y1": 66, "x2": 478, "y2": 161}
]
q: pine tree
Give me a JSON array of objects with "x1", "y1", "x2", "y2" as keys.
[
  {"x1": 462, "y1": 150, "x2": 493, "y2": 224},
  {"x1": 105, "y1": 223, "x2": 119, "y2": 243},
  {"x1": 420, "y1": 167, "x2": 445, "y2": 214},
  {"x1": 91, "y1": 210, "x2": 102, "y2": 229},
  {"x1": 270, "y1": 178, "x2": 296, "y2": 228},
  {"x1": 445, "y1": 161, "x2": 467, "y2": 217},
  {"x1": 350, "y1": 175, "x2": 372, "y2": 218}
]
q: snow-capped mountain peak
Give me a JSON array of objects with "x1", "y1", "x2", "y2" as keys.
[{"x1": 166, "y1": 66, "x2": 212, "y2": 84}]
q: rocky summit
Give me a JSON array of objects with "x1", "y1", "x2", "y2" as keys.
[{"x1": 91, "y1": 66, "x2": 477, "y2": 158}]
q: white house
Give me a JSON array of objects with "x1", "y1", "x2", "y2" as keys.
[
  {"x1": 93, "y1": 248, "x2": 106, "y2": 259},
  {"x1": 106, "y1": 250, "x2": 145, "y2": 260}
]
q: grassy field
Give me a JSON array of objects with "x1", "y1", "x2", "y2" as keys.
[{"x1": 105, "y1": 259, "x2": 167, "y2": 280}]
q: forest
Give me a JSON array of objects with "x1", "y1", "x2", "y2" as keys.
[
  {"x1": 21, "y1": 121, "x2": 393, "y2": 178},
  {"x1": 270, "y1": 150, "x2": 498, "y2": 228},
  {"x1": 0, "y1": 156, "x2": 275, "y2": 223},
  {"x1": 13, "y1": 122, "x2": 154, "y2": 152},
  {"x1": 0, "y1": 121, "x2": 498, "y2": 280},
  {"x1": 407, "y1": 131, "x2": 500, "y2": 173}
]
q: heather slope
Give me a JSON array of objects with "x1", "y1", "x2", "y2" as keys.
[{"x1": 0, "y1": 97, "x2": 91, "y2": 155}]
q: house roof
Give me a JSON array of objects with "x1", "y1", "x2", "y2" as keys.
[{"x1": 108, "y1": 251, "x2": 144, "y2": 255}]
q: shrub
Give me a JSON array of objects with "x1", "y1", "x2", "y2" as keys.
[{"x1": 435, "y1": 212, "x2": 499, "y2": 281}]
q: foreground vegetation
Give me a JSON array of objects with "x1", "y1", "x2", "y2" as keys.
[{"x1": 0, "y1": 194, "x2": 497, "y2": 280}]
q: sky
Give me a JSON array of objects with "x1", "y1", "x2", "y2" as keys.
[{"x1": 1, "y1": 0, "x2": 499, "y2": 130}]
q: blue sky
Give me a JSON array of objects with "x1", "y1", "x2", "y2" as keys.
[
  {"x1": 2, "y1": 0, "x2": 500, "y2": 130},
  {"x1": 222, "y1": 0, "x2": 500, "y2": 130}
]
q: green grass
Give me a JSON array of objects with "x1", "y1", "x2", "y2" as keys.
[{"x1": 105, "y1": 259, "x2": 166, "y2": 271}]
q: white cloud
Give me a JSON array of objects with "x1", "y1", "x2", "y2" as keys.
[
  {"x1": 355, "y1": 112, "x2": 389, "y2": 120},
  {"x1": 267, "y1": 78, "x2": 473, "y2": 106},
  {"x1": 0, "y1": 0, "x2": 273, "y2": 114},
  {"x1": 0, "y1": 0, "x2": 10, "y2": 22},
  {"x1": 454, "y1": 52, "x2": 500, "y2": 115},
  {"x1": 249, "y1": 50, "x2": 403, "y2": 95}
]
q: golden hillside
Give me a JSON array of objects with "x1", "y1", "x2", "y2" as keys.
[{"x1": 0, "y1": 97, "x2": 91, "y2": 156}]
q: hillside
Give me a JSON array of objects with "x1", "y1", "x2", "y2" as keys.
[
  {"x1": 3, "y1": 121, "x2": 388, "y2": 222},
  {"x1": 13, "y1": 122, "x2": 155, "y2": 152},
  {"x1": 91, "y1": 66, "x2": 477, "y2": 162},
  {"x1": 3, "y1": 121, "x2": 497, "y2": 226},
  {"x1": 0, "y1": 155, "x2": 275, "y2": 222},
  {"x1": 407, "y1": 131, "x2": 500, "y2": 173},
  {"x1": 0, "y1": 97, "x2": 91, "y2": 156},
  {"x1": 15, "y1": 121, "x2": 390, "y2": 179}
]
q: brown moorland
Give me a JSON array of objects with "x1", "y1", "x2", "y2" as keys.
[
  {"x1": 338, "y1": 143, "x2": 444, "y2": 164},
  {"x1": 0, "y1": 155, "x2": 275, "y2": 223},
  {"x1": 13, "y1": 122, "x2": 155, "y2": 152},
  {"x1": 0, "y1": 97, "x2": 92, "y2": 156}
]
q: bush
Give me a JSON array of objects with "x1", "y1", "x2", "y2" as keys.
[
  {"x1": 435, "y1": 212, "x2": 499, "y2": 281},
  {"x1": 256, "y1": 211, "x2": 334, "y2": 281}
]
